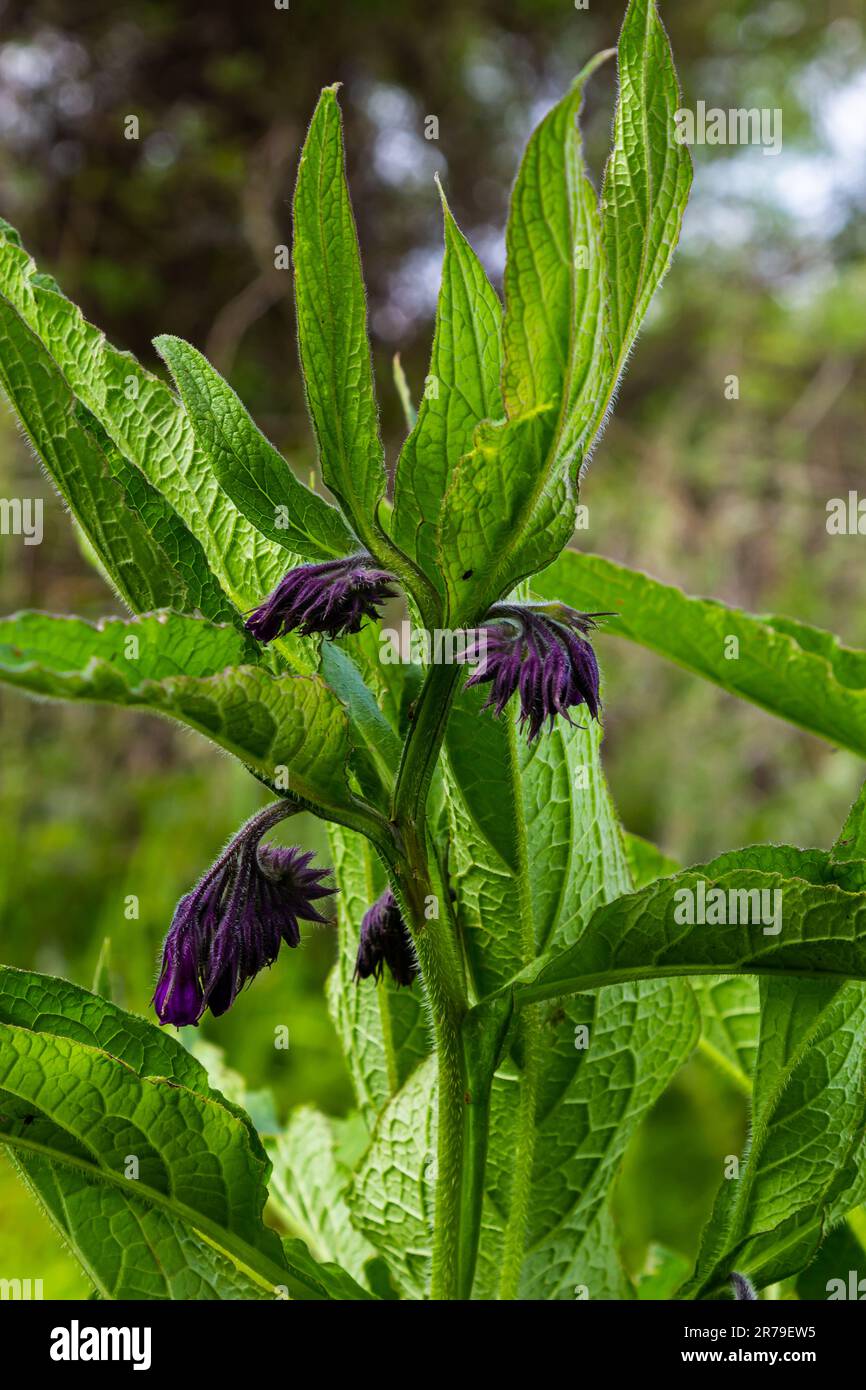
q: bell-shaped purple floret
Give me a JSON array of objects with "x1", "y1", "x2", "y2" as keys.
[
  {"x1": 245, "y1": 555, "x2": 397, "y2": 643},
  {"x1": 354, "y1": 887, "x2": 418, "y2": 988},
  {"x1": 153, "y1": 803, "x2": 336, "y2": 1026},
  {"x1": 466, "y1": 602, "x2": 607, "y2": 742}
]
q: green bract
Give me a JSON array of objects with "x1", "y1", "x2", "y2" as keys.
[{"x1": 0, "y1": 0, "x2": 864, "y2": 1302}]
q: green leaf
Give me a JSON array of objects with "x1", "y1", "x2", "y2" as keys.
[
  {"x1": 350, "y1": 1054, "x2": 437, "y2": 1299},
  {"x1": 325, "y1": 823, "x2": 430, "y2": 1124},
  {"x1": 0, "y1": 609, "x2": 254, "y2": 682},
  {"x1": 832, "y1": 778, "x2": 866, "y2": 862},
  {"x1": 623, "y1": 831, "x2": 679, "y2": 889},
  {"x1": 436, "y1": 50, "x2": 607, "y2": 622},
  {"x1": 571, "y1": 1201, "x2": 637, "y2": 1301},
  {"x1": 267, "y1": 1106, "x2": 377, "y2": 1285},
  {"x1": 601, "y1": 0, "x2": 692, "y2": 388},
  {"x1": 391, "y1": 189, "x2": 503, "y2": 596},
  {"x1": 0, "y1": 293, "x2": 234, "y2": 622},
  {"x1": 683, "y1": 980, "x2": 866, "y2": 1297},
  {"x1": 636, "y1": 1244, "x2": 693, "y2": 1300},
  {"x1": 319, "y1": 640, "x2": 402, "y2": 802},
  {"x1": 436, "y1": 0, "x2": 691, "y2": 622},
  {"x1": 513, "y1": 845, "x2": 866, "y2": 1005},
  {"x1": 292, "y1": 86, "x2": 385, "y2": 550},
  {"x1": 445, "y1": 687, "x2": 697, "y2": 1298},
  {"x1": 692, "y1": 975, "x2": 760, "y2": 1094},
  {"x1": 538, "y1": 550, "x2": 866, "y2": 758},
  {"x1": 0, "y1": 610, "x2": 354, "y2": 815},
  {"x1": 621, "y1": 834, "x2": 761, "y2": 1095},
  {"x1": 475, "y1": 979, "x2": 698, "y2": 1300},
  {"x1": 154, "y1": 335, "x2": 357, "y2": 560},
  {"x1": 0, "y1": 969, "x2": 369, "y2": 1299},
  {"x1": 436, "y1": 409, "x2": 553, "y2": 622},
  {"x1": 502, "y1": 51, "x2": 611, "y2": 463},
  {"x1": 0, "y1": 222, "x2": 296, "y2": 621},
  {"x1": 8, "y1": 1154, "x2": 275, "y2": 1300},
  {"x1": 445, "y1": 689, "x2": 632, "y2": 998}
]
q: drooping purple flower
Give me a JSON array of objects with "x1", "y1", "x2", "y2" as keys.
[
  {"x1": 245, "y1": 555, "x2": 397, "y2": 643},
  {"x1": 154, "y1": 802, "x2": 336, "y2": 1026},
  {"x1": 730, "y1": 1273, "x2": 758, "y2": 1301},
  {"x1": 465, "y1": 602, "x2": 610, "y2": 742},
  {"x1": 354, "y1": 887, "x2": 418, "y2": 988}
]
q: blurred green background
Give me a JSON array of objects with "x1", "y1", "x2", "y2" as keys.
[{"x1": 0, "y1": 0, "x2": 864, "y2": 1296}]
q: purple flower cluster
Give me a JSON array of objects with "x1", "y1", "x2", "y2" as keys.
[
  {"x1": 466, "y1": 602, "x2": 608, "y2": 742},
  {"x1": 354, "y1": 887, "x2": 418, "y2": 988},
  {"x1": 154, "y1": 802, "x2": 335, "y2": 1026},
  {"x1": 245, "y1": 555, "x2": 397, "y2": 643}
]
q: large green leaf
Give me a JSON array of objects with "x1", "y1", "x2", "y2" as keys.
[
  {"x1": 292, "y1": 86, "x2": 385, "y2": 551},
  {"x1": 0, "y1": 610, "x2": 354, "y2": 815},
  {"x1": 621, "y1": 833, "x2": 761, "y2": 1092},
  {"x1": 0, "y1": 295, "x2": 234, "y2": 622},
  {"x1": 325, "y1": 823, "x2": 430, "y2": 1125},
  {"x1": 391, "y1": 190, "x2": 503, "y2": 597},
  {"x1": 0, "y1": 970, "x2": 370, "y2": 1299},
  {"x1": 350, "y1": 1054, "x2": 438, "y2": 1299},
  {"x1": 476, "y1": 979, "x2": 698, "y2": 1300},
  {"x1": 444, "y1": 690, "x2": 697, "y2": 1298},
  {"x1": 445, "y1": 690, "x2": 631, "y2": 999},
  {"x1": 266, "y1": 1107, "x2": 377, "y2": 1285},
  {"x1": 154, "y1": 335, "x2": 357, "y2": 561},
  {"x1": 0, "y1": 220, "x2": 295, "y2": 622},
  {"x1": 683, "y1": 979, "x2": 866, "y2": 1298},
  {"x1": 0, "y1": 969, "x2": 270, "y2": 1299},
  {"x1": 513, "y1": 845, "x2": 866, "y2": 1004},
  {"x1": 539, "y1": 550, "x2": 866, "y2": 757}
]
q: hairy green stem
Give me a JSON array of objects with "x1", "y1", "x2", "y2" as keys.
[
  {"x1": 387, "y1": 659, "x2": 474, "y2": 1299},
  {"x1": 383, "y1": 828, "x2": 467, "y2": 1300}
]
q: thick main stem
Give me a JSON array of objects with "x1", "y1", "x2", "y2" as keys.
[
  {"x1": 389, "y1": 659, "x2": 470, "y2": 1300},
  {"x1": 395, "y1": 825, "x2": 468, "y2": 1301}
]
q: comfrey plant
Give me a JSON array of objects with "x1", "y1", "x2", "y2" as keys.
[{"x1": 1, "y1": 0, "x2": 866, "y2": 1303}]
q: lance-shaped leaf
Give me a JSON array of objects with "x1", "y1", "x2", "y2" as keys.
[
  {"x1": 601, "y1": 0, "x2": 692, "y2": 388},
  {"x1": 325, "y1": 823, "x2": 430, "y2": 1124},
  {"x1": 0, "y1": 973, "x2": 370, "y2": 1299},
  {"x1": 391, "y1": 188, "x2": 503, "y2": 596},
  {"x1": 0, "y1": 610, "x2": 354, "y2": 816},
  {"x1": 512, "y1": 845, "x2": 866, "y2": 1005},
  {"x1": 293, "y1": 86, "x2": 385, "y2": 552},
  {"x1": 621, "y1": 833, "x2": 761, "y2": 1092},
  {"x1": 0, "y1": 293, "x2": 235, "y2": 623},
  {"x1": 682, "y1": 979, "x2": 866, "y2": 1298},
  {"x1": 436, "y1": 51, "x2": 608, "y2": 622},
  {"x1": 445, "y1": 688, "x2": 631, "y2": 999},
  {"x1": 0, "y1": 220, "x2": 296, "y2": 620},
  {"x1": 502, "y1": 51, "x2": 611, "y2": 462},
  {"x1": 538, "y1": 549, "x2": 866, "y2": 758},
  {"x1": 445, "y1": 688, "x2": 696, "y2": 1299},
  {"x1": 154, "y1": 334, "x2": 357, "y2": 561},
  {"x1": 437, "y1": 5, "x2": 690, "y2": 622},
  {"x1": 477, "y1": 979, "x2": 698, "y2": 1300}
]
